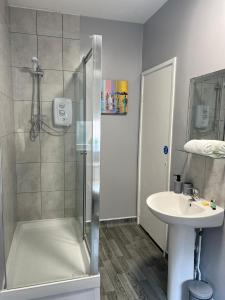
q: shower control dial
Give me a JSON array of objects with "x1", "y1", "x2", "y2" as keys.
[{"x1": 53, "y1": 98, "x2": 72, "y2": 127}]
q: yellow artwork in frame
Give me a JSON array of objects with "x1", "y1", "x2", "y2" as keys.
[{"x1": 101, "y1": 80, "x2": 128, "y2": 115}]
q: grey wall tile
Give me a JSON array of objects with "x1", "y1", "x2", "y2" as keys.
[
  {"x1": 8, "y1": 101, "x2": 15, "y2": 134},
  {"x1": 69, "y1": 101, "x2": 78, "y2": 133},
  {"x1": 0, "y1": 0, "x2": 8, "y2": 25},
  {"x1": 37, "y1": 11, "x2": 62, "y2": 37},
  {"x1": 0, "y1": 22, "x2": 12, "y2": 96},
  {"x1": 63, "y1": 14, "x2": 80, "y2": 39},
  {"x1": 41, "y1": 101, "x2": 54, "y2": 129},
  {"x1": 184, "y1": 154, "x2": 206, "y2": 195},
  {"x1": 73, "y1": 72, "x2": 82, "y2": 102},
  {"x1": 15, "y1": 133, "x2": 40, "y2": 163},
  {"x1": 40, "y1": 133, "x2": 64, "y2": 162},
  {"x1": 42, "y1": 191, "x2": 64, "y2": 218},
  {"x1": 10, "y1": 7, "x2": 36, "y2": 34},
  {"x1": 0, "y1": 67, "x2": 11, "y2": 101},
  {"x1": 2, "y1": 135, "x2": 17, "y2": 192},
  {"x1": 41, "y1": 162, "x2": 64, "y2": 191},
  {"x1": 63, "y1": 38, "x2": 80, "y2": 71},
  {"x1": 1, "y1": 136, "x2": 14, "y2": 193},
  {"x1": 14, "y1": 101, "x2": 31, "y2": 132},
  {"x1": 12, "y1": 67, "x2": 33, "y2": 101},
  {"x1": 41, "y1": 69, "x2": 63, "y2": 101},
  {"x1": 1, "y1": 136, "x2": 17, "y2": 246},
  {"x1": 38, "y1": 36, "x2": 62, "y2": 70},
  {"x1": 75, "y1": 161, "x2": 83, "y2": 188},
  {"x1": 0, "y1": 2, "x2": 17, "y2": 260},
  {"x1": 65, "y1": 161, "x2": 76, "y2": 190},
  {"x1": 11, "y1": 33, "x2": 37, "y2": 68},
  {"x1": 0, "y1": 52, "x2": 11, "y2": 98},
  {"x1": 0, "y1": 95, "x2": 14, "y2": 137},
  {"x1": 3, "y1": 162, "x2": 16, "y2": 255},
  {"x1": 17, "y1": 192, "x2": 41, "y2": 221},
  {"x1": 185, "y1": 155, "x2": 225, "y2": 208},
  {"x1": 74, "y1": 188, "x2": 82, "y2": 219},
  {"x1": 202, "y1": 158, "x2": 225, "y2": 207},
  {"x1": 16, "y1": 162, "x2": 41, "y2": 193},
  {"x1": 10, "y1": 8, "x2": 81, "y2": 223},
  {"x1": 65, "y1": 132, "x2": 76, "y2": 162},
  {"x1": 65, "y1": 190, "x2": 76, "y2": 217},
  {"x1": 63, "y1": 71, "x2": 75, "y2": 101}
]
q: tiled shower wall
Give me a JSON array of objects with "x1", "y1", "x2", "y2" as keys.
[
  {"x1": 184, "y1": 154, "x2": 225, "y2": 208},
  {"x1": 0, "y1": 0, "x2": 17, "y2": 258},
  {"x1": 9, "y1": 7, "x2": 80, "y2": 221}
]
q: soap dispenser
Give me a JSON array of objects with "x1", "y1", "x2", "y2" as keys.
[{"x1": 173, "y1": 175, "x2": 183, "y2": 194}]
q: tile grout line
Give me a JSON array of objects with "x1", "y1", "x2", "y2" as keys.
[
  {"x1": 16, "y1": 189, "x2": 71, "y2": 194},
  {"x1": 10, "y1": 30, "x2": 80, "y2": 41},
  {"x1": 11, "y1": 65, "x2": 80, "y2": 72}
]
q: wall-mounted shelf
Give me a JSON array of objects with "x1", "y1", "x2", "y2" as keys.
[{"x1": 176, "y1": 149, "x2": 225, "y2": 159}]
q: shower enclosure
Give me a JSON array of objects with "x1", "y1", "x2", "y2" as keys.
[{"x1": 0, "y1": 32, "x2": 102, "y2": 300}]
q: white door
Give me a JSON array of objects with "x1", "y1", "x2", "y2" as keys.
[{"x1": 138, "y1": 58, "x2": 176, "y2": 251}]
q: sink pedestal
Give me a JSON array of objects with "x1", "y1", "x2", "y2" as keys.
[
  {"x1": 147, "y1": 191, "x2": 224, "y2": 299},
  {"x1": 168, "y1": 225, "x2": 195, "y2": 300}
]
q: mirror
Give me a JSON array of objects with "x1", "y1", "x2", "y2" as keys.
[{"x1": 187, "y1": 69, "x2": 225, "y2": 141}]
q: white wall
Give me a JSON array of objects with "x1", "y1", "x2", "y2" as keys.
[
  {"x1": 80, "y1": 17, "x2": 143, "y2": 220},
  {"x1": 143, "y1": 0, "x2": 225, "y2": 176},
  {"x1": 142, "y1": 1, "x2": 225, "y2": 299}
]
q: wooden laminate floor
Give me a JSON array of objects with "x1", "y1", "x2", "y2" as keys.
[{"x1": 100, "y1": 223, "x2": 167, "y2": 300}]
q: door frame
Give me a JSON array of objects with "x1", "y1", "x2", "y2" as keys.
[{"x1": 137, "y1": 57, "x2": 177, "y2": 224}]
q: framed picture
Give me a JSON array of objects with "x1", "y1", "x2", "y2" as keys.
[{"x1": 101, "y1": 80, "x2": 128, "y2": 115}]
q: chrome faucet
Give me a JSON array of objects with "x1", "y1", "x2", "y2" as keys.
[{"x1": 188, "y1": 188, "x2": 200, "y2": 203}]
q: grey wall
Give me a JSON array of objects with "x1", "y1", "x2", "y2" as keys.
[
  {"x1": 9, "y1": 7, "x2": 80, "y2": 221},
  {"x1": 142, "y1": 0, "x2": 225, "y2": 298},
  {"x1": 0, "y1": 0, "x2": 17, "y2": 259},
  {"x1": 80, "y1": 17, "x2": 143, "y2": 220}
]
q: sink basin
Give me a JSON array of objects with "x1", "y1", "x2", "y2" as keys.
[
  {"x1": 146, "y1": 191, "x2": 224, "y2": 300},
  {"x1": 147, "y1": 191, "x2": 224, "y2": 228}
]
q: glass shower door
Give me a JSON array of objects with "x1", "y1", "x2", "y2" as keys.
[{"x1": 76, "y1": 35, "x2": 102, "y2": 275}]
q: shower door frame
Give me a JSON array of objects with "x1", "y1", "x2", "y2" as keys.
[{"x1": 82, "y1": 35, "x2": 102, "y2": 275}]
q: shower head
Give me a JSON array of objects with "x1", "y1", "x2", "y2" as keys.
[
  {"x1": 32, "y1": 57, "x2": 39, "y2": 64},
  {"x1": 32, "y1": 57, "x2": 39, "y2": 73},
  {"x1": 31, "y1": 57, "x2": 43, "y2": 76}
]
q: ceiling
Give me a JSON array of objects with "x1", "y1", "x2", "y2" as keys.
[{"x1": 7, "y1": 0, "x2": 168, "y2": 24}]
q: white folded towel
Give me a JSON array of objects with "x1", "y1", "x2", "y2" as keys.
[
  {"x1": 210, "y1": 140, "x2": 225, "y2": 155},
  {"x1": 184, "y1": 140, "x2": 214, "y2": 156},
  {"x1": 184, "y1": 140, "x2": 225, "y2": 158}
]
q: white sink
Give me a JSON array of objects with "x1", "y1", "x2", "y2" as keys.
[
  {"x1": 146, "y1": 191, "x2": 224, "y2": 300},
  {"x1": 147, "y1": 191, "x2": 224, "y2": 228}
]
